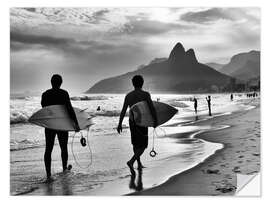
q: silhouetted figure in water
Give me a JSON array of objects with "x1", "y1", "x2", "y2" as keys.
[
  {"x1": 41, "y1": 74, "x2": 80, "y2": 180},
  {"x1": 193, "y1": 97, "x2": 198, "y2": 114},
  {"x1": 97, "y1": 106, "x2": 101, "y2": 111},
  {"x1": 117, "y1": 75, "x2": 157, "y2": 174},
  {"x1": 206, "y1": 95, "x2": 212, "y2": 116},
  {"x1": 231, "y1": 93, "x2": 233, "y2": 101}
]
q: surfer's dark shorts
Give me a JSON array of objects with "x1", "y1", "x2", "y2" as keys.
[{"x1": 129, "y1": 119, "x2": 148, "y2": 149}]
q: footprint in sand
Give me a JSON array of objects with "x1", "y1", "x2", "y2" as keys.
[
  {"x1": 233, "y1": 166, "x2": 241, "y2": 173},
  {"x1": 206, "y1": 169, "x2": 220, "y2": 174},
  {"x1": 238, "y1": 155, "x2": 244, "y2": 158}
]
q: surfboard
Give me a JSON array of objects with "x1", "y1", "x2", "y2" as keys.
[
  {"x1": 28, "y1": 105, "x2": 94, "y2": 131},
  {"x1": 129, "y1": 101, "x2": 178, "y2": 127}
]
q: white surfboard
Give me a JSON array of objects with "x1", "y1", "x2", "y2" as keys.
[
  {"x1": 28, "y1": 105, "x2": 94, "y2": 131},
  {"x1": 129, "y1": 101, "x2": 178, "y2": 127}
]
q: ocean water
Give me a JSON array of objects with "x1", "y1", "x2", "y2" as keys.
[{"x1": 10, "y1": 93, "x2": 255, "y2": 195}]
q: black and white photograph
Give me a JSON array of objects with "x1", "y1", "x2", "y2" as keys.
[{"x1": 9, "y1": 7, "x2": 261, "y2": 196}]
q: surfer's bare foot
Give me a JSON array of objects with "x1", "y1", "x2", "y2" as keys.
[
  {"x1": 67, "y1": 164, "x2": 72, "y2": 170},
  {"x1": 63, "y1": 164, "x2": 72, "y2": 173},
  {"x1": 45, "y1": 176, "x2": 54, "y2": 183},
  {"x1": 127, "y1": 161, "x2": 135, "y2": 175}
]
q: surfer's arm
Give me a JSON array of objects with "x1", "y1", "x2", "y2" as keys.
[
  {"x1": 65, "y1": 92, "x2": 80, "y2": 131},
  {"x1": 117, "y1": 96, "x2": 128, "y2": 133},
  {"x1": 41, "y1": 93, "x2": 46, "y2": 107},
  {"x1": 146, "y1": 93, "x2": 158, "y2": 128}
]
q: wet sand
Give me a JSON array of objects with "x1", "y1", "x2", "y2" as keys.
[
  {"x1": 133, "y1": 98, "x2": 260, "y2": 195},
  {"x1": 11, "y1": 96, "x2": 260, "y2": 196}
]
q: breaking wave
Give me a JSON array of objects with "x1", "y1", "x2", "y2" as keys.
[
  {"x1": 10, "y1": 111, "x2": 30, "y2": 124},
  {"x1": 10, "y1": 139, "x2": 42, "y2": 151},
  {"x1": 71, "y1": 95, "x2": 112, "y2": 101},
  {"x1": 167, "y1": 101, "x2": 189, "y2": 108}
]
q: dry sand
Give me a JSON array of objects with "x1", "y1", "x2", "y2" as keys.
[{"x1": 133, "y1": 98, "x2": 260, "y2": 196}]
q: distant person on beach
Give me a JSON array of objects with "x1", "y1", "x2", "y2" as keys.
[
  {"x1": 193, "y1": 97, "x2": 198, "y2": 114},
  {"x1": 231, "y1": 94, "x2": 233, "y2": 101},
  {"x1": 117, "y1": 75, "x2": 157, "y2": 173},
  {"x1": 206, "y1": 95, "x2": 212, "y2": 116},
  {"x1": 41, "y1": 74, "x2": 80, "y2": 180},
  {"x1": 97, "y1": 106, "x2": 101, "y2": 111}
]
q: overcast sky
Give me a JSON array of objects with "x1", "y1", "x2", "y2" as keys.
[{"x1": 10, "y1": 7, "x2": 260, "y2": 94}]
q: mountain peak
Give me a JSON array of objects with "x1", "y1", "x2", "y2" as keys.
[
  {"x1": 86, "y1": 42, "x2": 232, "y2": 93},
  {"x1": 169, "y1": 42, "x2": 185, "y2": 61},
  {"x1": 186, "y1": 48, "x2": 197, "y2": 63}
]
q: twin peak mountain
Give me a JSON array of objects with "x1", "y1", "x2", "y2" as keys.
[{"x1": 86, "y1": 43, "x2": 231, "y2": 93}]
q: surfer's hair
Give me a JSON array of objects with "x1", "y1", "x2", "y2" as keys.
[
  {"x1": 51, "y1": 74, "x2": 62, "y2": 88},
  {"x1": 132, "y1": 75, "x2": 144, "y2": 88}
]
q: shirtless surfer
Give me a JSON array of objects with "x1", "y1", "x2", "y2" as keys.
[{"x1": 117, "y1": 75, "x2": 157, "y2": 173}]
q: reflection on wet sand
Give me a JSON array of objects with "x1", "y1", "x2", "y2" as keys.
[
  {"x1": 45, "y1": 172, "x2": 73, "y2": 195},
  {"x1": 129, "y1": 168, "x2": 143, "y2": 192}
]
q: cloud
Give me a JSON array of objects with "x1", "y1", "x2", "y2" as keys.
[
  {"x1": 22, "y1": 8, "x2": 36, "y2": 13},
  {"x1": 10, "y1": 31, "x2": 115, "y2": 54},
  {"x1": 92, "y1": 9, "x2": 110, "y2": 22},
  {"x1": 11, "y1": 32, "x2": 71, "y2": 46},
  {"x1": 10, "y1": 7, "x2": 260, "y2": 93},
  {"x1": 123, "y1": 18, "x2": 192, "y2": 36},
  {"x1": 181, "y1": 8, "x2": 234, "y2": 24}
]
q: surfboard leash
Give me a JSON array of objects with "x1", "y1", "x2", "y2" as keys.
[
  {"x1": 150, "y1": 127, "x2": 166, "y2": 157},
  {"x1": 71, "y1": 127, "x2": 93, "y2": 169},
  {"x1": 150, "y1": 128, "x2": 157, "y2": 157}
]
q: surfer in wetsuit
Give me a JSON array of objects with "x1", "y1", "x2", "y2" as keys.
[
  {"x1": 117, "y1": 75, "x2": 157, "y2": 173},
  {"x1": 206, "y1": 95, "x2": 212, "y2": 116},
  {"x1": 41, "y1": 74, "x2": 80, "y2": 180}
]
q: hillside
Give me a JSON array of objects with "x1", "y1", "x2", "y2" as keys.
[
  {"x1": 205, "y1": 62, "x2": 225, "y2": 71},
  {"x1": 219, "y1": 51, "x2": 260, "y2": 81},
  {"x1": 86, "y1": 43, "x2": 232, "y2": 93}
]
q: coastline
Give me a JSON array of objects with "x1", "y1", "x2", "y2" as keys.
[
  {"x1": 132, "y1": 98, "x2": 260, "y2": 196},
  {"x1": 10, "y1": 97, "x2": 260, "y2": 196}
]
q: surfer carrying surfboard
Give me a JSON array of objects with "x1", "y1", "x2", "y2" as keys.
[
  {"x1": 117, "y1": 75, "x2": 158, "y2": 173},
  {"x1": 41, "y1": 74, "x2": 80, "y2": 180}
]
